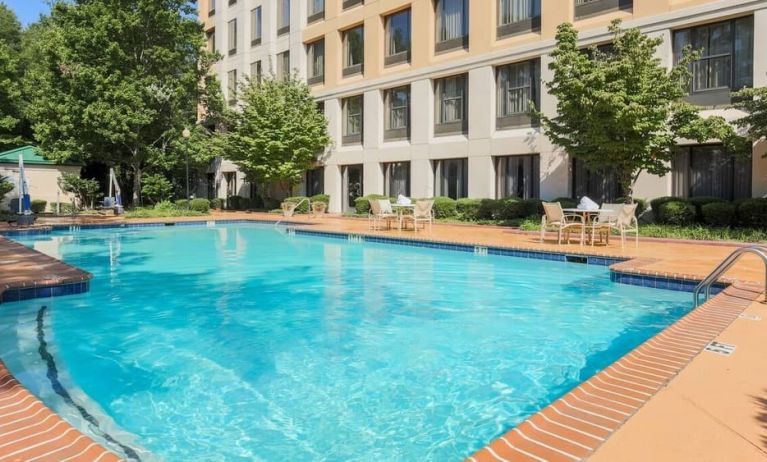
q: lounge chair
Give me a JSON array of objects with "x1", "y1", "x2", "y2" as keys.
[
  {"x1": 369, "y1": 199, "x2": 397, "y2": 230},
  {"x1": 401, "y1": 200, "x2": 434, "y2": 233},
  {"x1": 541, "y1": 202, "x2": 585, "y2": 245}
]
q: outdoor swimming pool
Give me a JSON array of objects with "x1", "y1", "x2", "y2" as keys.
[{"x1": 0, "y1": 224, "x2": 691, "y2": 461}]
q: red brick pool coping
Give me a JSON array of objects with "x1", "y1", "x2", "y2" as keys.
[
  {"x1": 0, "y1": 360, "x2": 121, "y2": 462},
  {"x1": 467, "y1": 282, "x2": 764, "y2": 462}
]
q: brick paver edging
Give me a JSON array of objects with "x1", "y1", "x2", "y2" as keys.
[
  {"x1": 467, "y1": 283, "x2": 764, "y2": 462},
  {"x1": 0, "y1": 361, "x2": 122, "y2": 462},
  {"x1": 0, "y1": 237, "x2": 92, "y2": 304}
]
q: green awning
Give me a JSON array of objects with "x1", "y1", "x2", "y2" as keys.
[{"x1": 0, "y1": 146, "x2": 81, "y2": 166}]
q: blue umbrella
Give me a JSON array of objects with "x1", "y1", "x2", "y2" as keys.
[{"x1": 18, "y1": 154, "x2": 31, "y2": 215}]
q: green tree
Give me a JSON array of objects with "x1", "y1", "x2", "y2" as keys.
[
  {"x1": 222, "y1": 73, "x2": 331, "y2": 198},
  {"x1": 539, "y1": 20, "x2": 739, "y2": 200},
  {"x1": 0, "y1": 174, "x2": 14, "y2": 205},
  {"x1": 24, "y1": 0, "x2": 223, "y2": 205},
  {"x1": 141, "y1": 173, "x2": 173, "y2": 204},
  {"x1": 58, "y1": 172, "x2": 101, "y2": 210},
  {"x1": 733, "y1": 87, "x2": 767, "y2": 146},
  {"x1": 0, "y1": 3, "x2": 23, "y2": 150}
]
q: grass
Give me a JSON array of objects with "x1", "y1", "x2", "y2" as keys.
[
  {"x1": 125, "y1": 208, "x2": 208, "y2": 219},
  {"x1": 637, "y1": 224, "x2": 767, "y2": 243}
]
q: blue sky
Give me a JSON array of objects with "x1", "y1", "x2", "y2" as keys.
[{"x1": 4, "y1": 0, "x2": 50, "y2": 27}]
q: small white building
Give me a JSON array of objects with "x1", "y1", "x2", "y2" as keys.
[{"x1": 0, "y1": 146, "x2": 81, "y2": 212}]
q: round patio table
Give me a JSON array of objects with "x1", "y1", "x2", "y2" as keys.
[{"x1": 391, "y1": 204, "x2": 415, "y2": 230}]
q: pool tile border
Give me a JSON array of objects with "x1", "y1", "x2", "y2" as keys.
[{"x1": 467, "y1": 282, "x2": 764, "y2": 462}]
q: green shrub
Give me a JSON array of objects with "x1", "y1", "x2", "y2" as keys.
[
  {"x1": 431, "y1": 196, "x2": 457, "y2": 219},
  {"x1": 456, "y1": 198, "x2": 482, "y2": 220},
  {"x1": 31, "y1": 200, "x2": 47, "y2": 214},
  {"x1": 657, "y1": 200, "x2": 695, "y2": 225},
  {"x1": 283, "y1": 196, "x2": 310, "y2": 213},
  {"x1": 552, "y1": 197, "x2": 578, "y2": 209},
  {"x1": 737, "y1": 198, "x2": 767, "y2": 228},
  {"x1": 477, "y1": 199, "x2": 503, "y2": 220},
  {"x1": 519, "y1": 198, "x2": 543, "y2": 218},
  {"x1": 153, "y1": 200, "x2": 177, "y2": 211},
  {"x1": 701, "y1": 202, "x2": 736, "y2": 227},
  {"x1": 310, "y1": 194, "x2": 330, "y2": 207},
  {"x1": 498, "y1": 198, "x2": 524, "y2": 220},
  {"x1": 227, "y1": 195, "x2": 253, "y2": 211},
  {"x1": 189, "y1": 198, "x2": 210, "y2": 213},
  {"x1": 355, "y1": 194, "x2": 389, "y2": 215},
  {"x1": 650, "y1": 196, "x2": 683, "y2": 221},
  {"x1": 689, "y1": 196, "x2": 726, "y2": 221},
  {"x1": 175, "y1": 199, "x2": 189, "y2": 209},
  {"x1": 141, "y1": 174, "x2": 173, "y2": 204}
]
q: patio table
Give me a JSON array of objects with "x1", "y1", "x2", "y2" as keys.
[
  {"x1": 391, "y1": 204, "x2": 415, "y2": 230},
  {"x1": 562, "y1": 208, "x2": 611, "y2": 244}
]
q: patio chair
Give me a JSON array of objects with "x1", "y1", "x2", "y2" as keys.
[
  {"x1": 590, "y1": 203, "x2": 622, "y2": 246},
  {"x1": 369, "y1": 199, "x2": 397, "y2": 230},
  {"x1": 611, "y1": 203, "x2": 639, "y2": 248},
  {"x1": 401, "y1": 200, "x2": 434, "y2": 233},
  {"x1": 540, "y1": 202, "x2": 585, "y2": 245}
]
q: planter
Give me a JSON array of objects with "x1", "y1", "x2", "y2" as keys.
[{"x1": 311, "y1": 202, "x2": 327, "y2": 215}]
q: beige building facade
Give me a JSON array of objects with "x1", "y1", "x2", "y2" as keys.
[{"x1": 203, "y1": 0, "x2": 767, "y2": 213}]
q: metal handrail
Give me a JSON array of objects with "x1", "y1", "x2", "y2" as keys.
[
  {"x1": 274, "y1": 197, "x2": 311, "y2": 227},
  {"x1": 693, "y1": 244, "x2": 767, "y2": 306}
]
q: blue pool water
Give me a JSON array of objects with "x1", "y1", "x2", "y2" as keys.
[{"x1": 0, "y1": 224, "x2": 691, "y2": 461}]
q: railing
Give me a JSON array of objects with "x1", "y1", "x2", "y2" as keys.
[
  {"x1": 693, "y1": 245, "x2": 767, "y2": 307},
  {"x1": 274, "y1": 197, "x2": 311, "y2": 228}
]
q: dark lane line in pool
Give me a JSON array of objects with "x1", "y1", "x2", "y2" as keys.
[{"x1": 36, "y1": 305, "x2": 143, "y2": 461}]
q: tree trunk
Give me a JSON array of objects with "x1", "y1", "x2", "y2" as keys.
[
  {"x1": 617, "y1": 169, "x2": 634, "y2": 203},
  {"x1": 132, "y1": 165, "x2": 142, "y2": 206}
]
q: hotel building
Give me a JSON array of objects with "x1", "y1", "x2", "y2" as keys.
[{"x1": 201, "y1": 0, "x2": 767, "y2": 213}]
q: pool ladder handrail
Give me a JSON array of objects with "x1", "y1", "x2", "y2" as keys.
[
  {"x1": 274, "y1": 197, "x2": 311, "y2": 228},
  {"x1": 693, "y1": 244, "x2": 767, "y2": 307}
]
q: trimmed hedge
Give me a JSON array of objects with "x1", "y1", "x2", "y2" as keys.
[
  {"x1": 701, "y1": 202, "x2": 736, "y2": 227},
  {"x1": 456, "y1": 198, "x2": 482, "y2": 220},
  {"x1": 689, "y1": 196, "x2": 725, "y2": 221},
  {"x1": 737, "y1": 198, "x2": 767, "y2": 228},
  {"x1": 656, "y1": 200, "x2": 695, "y2": 225},
  {"x1": 31, "y1": 200, "x2": 47, "y2": 214},
  {"x1": 650, "y1": 196, "x2": 680, "y2": 221},
  {"x1": 355, "y1": 194, "x2": 390, "y2": 215},
  {"x1": 189, "y1": 198, "x2": 210, "y2": 213},
  {"x1": 432, "y1": 196, "x2": 457, "y2": 218},
  {"x1": 477, "y1": 199, "x2": 503, "y2": 220},
  {"x1": 210, "y1": 198, "x2": 223, "y2": 210}
]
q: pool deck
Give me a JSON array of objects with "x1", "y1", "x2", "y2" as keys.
[{"x1": 0, "y1": 212, "x2": 765, "y2": 461}]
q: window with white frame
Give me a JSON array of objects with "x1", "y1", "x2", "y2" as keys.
[
  {"x1": 227, "y1": 19, "x2": 237, "y2": 55},
  {"x1": 251, "y1": 7, "x2": 262, "y2": 46},
  {"x1": 434, "y1": 74, "x2": 467, "y2": 135},
  {"x1": 278, "y1": 0, "x2": 290, "y2": 35},
  {"x1": 342, "y1": 95, "x2": 363, "y2": 144},
  {"x1": 435, "y1": 0, "x2": 468, "y2": 53},
  {"x1": 496, "y1": 59, "x2": 539, "y2": 128}
]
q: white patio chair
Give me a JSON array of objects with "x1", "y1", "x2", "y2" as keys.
[
  {"x1": 540, "y1": 202, "x2": 585, "y2": 245},
  {"x1": 402, "y1": 200, "x2": 434, "y2": 233},
  {"x1": 369, "y1": 199, "x2": 397, "y2": 230},
  {"x1": 610, "y1": 203, "x2": 639, "y2": 248},
  {"x1": 590, "y1": 203, "x2": 622, "y2": 246}
]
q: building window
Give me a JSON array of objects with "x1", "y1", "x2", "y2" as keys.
[
  {"x1": 435, "y1": 0, "x2": 468, "y2": 53},
  {"x1": 278, "y1": 0, "x2": 290, "y2": 36},
  {"x1": 434, "y1": 74, "x2": 467, "y2": 136},
  {"x1": 385, "y1": 9, "x2": 411, "y2": 66},
  {"x1": 276, "y1": 51, "x2": 290, "y2": 79},
  {"x1": 673, "y1": 16, "x2": 753, "y2": 106},
  {"x1": 308, "y1": 0, "x2": 325, "y2": 23},
  {"x1": 207, "y1": 29, "x2": 216, "y2": 53},
  {"x1": 250, "y1": 61, "x2": 262, "y2": 83},
  {"x1": 496, "y1": 155, "x2": 540, "y2": 199},
  {"x1": 227, "y1": 69, "x2": 237, "y2": 105},
  {"x1": 434, "y1": 158, "x2": 468, "y2": 199},
  {"x1": 383, "y1": 162, "x2": 411, "y2": 197},
  {"x1": 343, "y1": 0, "x2": 363, "y2": 10},
  {"x1": 384, "y1": 86, "x2": 410, "y2": 141},
  {"x1": 251, "y1": 7, "x2": 262, "y2": 46},
  {"x1": 572, "y1": 158, "x2": 622, "y2": 204},
  {"x1": 227, "y1": 19, "x2": 237, "y2": 56},
  {"x1": 342, "y1": 95, "x2": 363, "y2": 145},
  {"x1": 307, "y1": 40, "x2": 325, "y2": 85},
  {"x1": 574, "y1": 0, "x2": 633, "y2": 19},
  {"x1": 496, "y1": 59, "x2": 539, "y2": 129},
  {"x1": 209, "y1": 0, "x2": 216, "y2": 16},
  {"x1": 343, "y1": 165, "x2": 364, "y2": 212},
  {"x1": 497, "y1": 0, "x2": 540, "y2": 38},
  {"x1": 672, "y1": 145, "x2": 751, "y2": 201},
  {"x1": 306, "y1": 167, "x2": 325, "y2": 196},
  {"x1": 343, "y1": 25, "x2": 364, "y2": 77}
]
